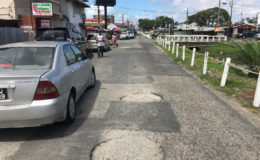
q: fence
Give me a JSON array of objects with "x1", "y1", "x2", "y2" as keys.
[
  {"x1": 158, "y1": 39, "x2": 260, "y2": 108},
  {"x1": 0, "y1": 27, "x2": 29, "y2": 45},
  {"x1": 158, "y1": 35, "x2": 227, "y2": 44}
]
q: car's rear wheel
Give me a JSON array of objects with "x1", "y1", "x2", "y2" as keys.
[
  {"x1": 65, "y1": 92, "x2": 76, "y2": 124},
  {"x1": 89, "y1": 70, "x2": 96, "y2": 88}
]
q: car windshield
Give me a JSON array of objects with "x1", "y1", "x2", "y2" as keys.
[
  {"x1": 0, "y1": 47, "x2": 55, "y2": 70},
  {"x1": 36, "y1": 30, "x2": 67, "y2": 41}
]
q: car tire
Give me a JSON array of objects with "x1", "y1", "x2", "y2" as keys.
[
  {"x1": 64, "y1": 92, "x2": 76, "y2": 124},
  {"x1": 89, "y1": 70, "x2": 96, "y2": 88}
]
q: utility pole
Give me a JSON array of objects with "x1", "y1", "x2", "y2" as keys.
[
  {"x1": 29, "y1": 0, "x2": 34, "y2": 31},
  {"x1": 104, "y1": 5, "x2": 108, "y2": 29},
  {"x1": 186, "y1": 8, "x2": 189, "y2": 22},
  {"x1": 256, "y1": 12, "x2": 259, "y2": 31},
  {"x1": 230, "y1": 0, "x2": 233, "y2": 25},
  {"x1": 122, "y1": 14, "x2": 124, "y2": 24},
  {"x1": 218, "y1": 0, "x2": 221, "y2": 26},
  {"x1": 241, "y1": 11, "x2": 243, "y2": 24},
  {"x1": 97, "y1": 5, "x2": 100, "y2": 30}
]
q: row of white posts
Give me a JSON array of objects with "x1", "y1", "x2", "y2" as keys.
[
  {"x1": 159, "y1": 39, "x2": 260, "y2": 108},
  {"x1": 158, "y1": 35, "x2": 227, "y2": 43}
]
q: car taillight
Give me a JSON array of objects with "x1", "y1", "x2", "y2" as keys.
[
  {"x1": 33, "y1": 81, "x2": 60, "y2": 100},
  {"x1": 86, "y1": 40, "x2": 88, "y2": 44}
]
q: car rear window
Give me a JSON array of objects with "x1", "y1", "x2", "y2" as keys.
[
  {"x1": 36, "y1": 30, "x2": 67, "y2": 41},
  {"x1": 87, "y1": 35, "x2": 96, "y2": 40},
  {"x1": 0, "y1": 47, "x2": 55, "y2": 70}
]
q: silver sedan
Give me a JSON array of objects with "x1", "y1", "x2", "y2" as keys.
[{"x1": 0, "y1": 41, "x2": 96, "y2": 128}]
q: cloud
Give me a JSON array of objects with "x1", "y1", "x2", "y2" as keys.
[{"x1": 148, "y1": 0, "x2": 260, "y2": 23}]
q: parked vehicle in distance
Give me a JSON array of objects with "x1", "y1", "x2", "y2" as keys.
[
  {"x1": 235, "y1": 31, "x2": 259, "y2": 39},
  {"x1": 129, "y1": 32, "x2": 135, "y2": 39},
  {"x1": 36, "y1": 27, "x2": 88, "y2": 54},
  {"x1": 0, "y1": 41, "x2": 95, "y2": 128},
  {"x1": 120, "y1": 32, "x2": 127, "y2": 40},
  {"x1": 86, "y1": 33, "x2": 111, "y2": 51},
  {"x1": 255, "y1": 33, "x2": 260, "y2": 40}
]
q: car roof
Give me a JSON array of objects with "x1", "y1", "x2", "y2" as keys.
[{"x1": 0, "y1": 41, "x2": 67, "y2": 48}]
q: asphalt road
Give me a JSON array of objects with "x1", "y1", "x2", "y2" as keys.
[{"x1": 0, "y1": 36, "x2": 260, "y2": 160}]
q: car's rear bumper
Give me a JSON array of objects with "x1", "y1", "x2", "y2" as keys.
[{"x1": 0, "y1": 94, "x2": 68, "y2": 128}]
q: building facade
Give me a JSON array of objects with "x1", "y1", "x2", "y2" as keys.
[{"x1": 0, "y1": 0, "x2": 89, "y2": 34}]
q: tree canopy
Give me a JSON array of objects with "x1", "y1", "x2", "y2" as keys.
[
  {"x1": 138, "y1": 16, "x2": 174, "y2": 31},
  {"x1": 187, "y1": 7, "x2": 230, "y2": 26}
]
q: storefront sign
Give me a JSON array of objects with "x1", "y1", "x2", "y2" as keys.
[
  {"x1": 41, "y1": 20, "x2": 51, "y2": 28},
  {"x1": 32, "y1": 3, "x2": 53, "y2": 16}
]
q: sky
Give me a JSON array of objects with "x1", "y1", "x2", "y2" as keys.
[{"x1": 85, "y1": 0, "x2": 260, "y2": 24}]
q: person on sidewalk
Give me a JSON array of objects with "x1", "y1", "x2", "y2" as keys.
[
  {"x1": 112, "y1": 33, "x2": 117, "y2": 48},
  {"x1": 96, "y1": 31, "x2": 105, "y2": 58}
]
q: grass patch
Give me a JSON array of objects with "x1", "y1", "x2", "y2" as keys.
[{"x1": 156, "y1": 42, "x2": 259, "y2": 114}]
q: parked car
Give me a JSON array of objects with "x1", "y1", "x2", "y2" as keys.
[
  {"x1": 0, "y1": 41, "x2": 95, "y2": 128},
  {"x1": 235, "y1": 31, "x2": 259, "y2": 39},
  {"x1": 86, "y1": 33, "x2": 111, "y2": 51},
  {"x1": 129, "y1": 32, "x2": 135, "y2": 39},
  {"x1": 255, "y1": 33, "x2": 260, "y2": 40},
  {"x1": 120, "y1": 32, "x2": 127, "y2": 40},
  {"x1": 36, "y1": 27, "x2": 88, "y2": 54}
]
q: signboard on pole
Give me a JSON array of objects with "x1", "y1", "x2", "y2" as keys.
[
  {"x1": 95, "y1": 0, "x2": 116, "y2": 6},
  {"x1": 32, "y1": 3, "x2": 53, "y2": 16}
]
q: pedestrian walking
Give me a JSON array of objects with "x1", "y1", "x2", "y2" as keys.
[
  {"x1": 112, "y1": 33, "x2": 117, "y2": 48},
  {"x1": 96, "y1": 31, "x2": 105, "y2": 58}
]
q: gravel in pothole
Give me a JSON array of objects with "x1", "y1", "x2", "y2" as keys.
[{"x1": 120, "y1": 93, "x2": 162, "y2": 102}]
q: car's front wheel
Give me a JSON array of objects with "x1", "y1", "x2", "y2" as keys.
[{"x1": 65, "y1": 92, "x2": 76, "y2": 124}]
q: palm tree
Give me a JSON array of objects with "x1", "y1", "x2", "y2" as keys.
[{"x1": 231, "y1": 40, "x2": 260, "y2": 72}]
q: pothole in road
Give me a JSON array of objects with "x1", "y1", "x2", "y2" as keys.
[
  {"x1": 120, "y1": 93, "x2": 162, "y2": 102},
  {"x1": 91, "y1": 136, "x2": 164, "y2": 160}
]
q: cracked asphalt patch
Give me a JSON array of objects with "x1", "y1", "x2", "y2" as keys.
[{"x1": 91, "y1": 135, "x2": 164, "y2": 160}]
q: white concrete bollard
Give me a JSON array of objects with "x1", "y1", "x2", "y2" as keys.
[
  {"x1": 182, "y1": 45, "x2": 186, "y2": 61},
  {"x1": 176, "y1": 43, "x2": 179, "y2": 58},
  {"x1": 168, "y1": 42, "x2": 171, "y2": 51},
  {"x1": 207, "y1": 36, "x2": 209, "y2": 42},
  {"x1": 253, "y1": 72, "x2": 260, "y2": 107},
  {"x1": 172, "y1": 42, "x2": 175, "y2": 55},
  {"x1": 218, "y1": 37, "x2": 221, "y2": 42},
  {"x1": 203, "y1": 51, "x2": 209, "y2": 75},
  {"x1": 212, "y1": 37, "x2": 215, "y2": 42},
  {"x1": 220, "y1": 58, "x2": 231, "y2": 87},
  {"x1": 191, "y1": 48, "x2": 196, "y2": 67}
]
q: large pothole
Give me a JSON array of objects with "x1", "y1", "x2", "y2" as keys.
[
  {"x1": 91, "y1": 136, "x2": 164, "y2": 160},
  {"x1": 120, "y1": 93, "x2": 162, "y2": 102}
]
